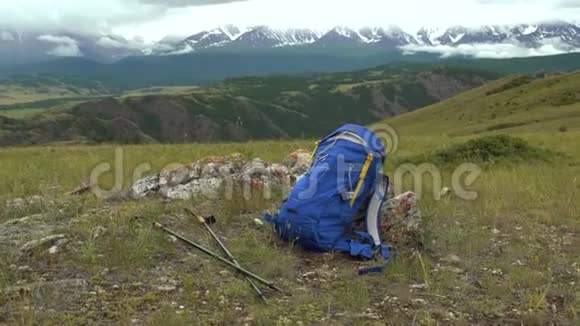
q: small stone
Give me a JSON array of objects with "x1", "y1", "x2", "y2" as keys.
[
  {"x1": 157, "y1": 285, "x2": 177, "y2": 292},
  {"x1": 412, "y1": 298, "x2": 427, "y2": 305},
  {"x1": 441, "y1": 254, "x2": 462, "y2": 264},
  {"x1": 492, "y1": 228, "x2": 501, "y2": 235},
  {"x1": 17, "y1": 266, "x2": 32, "y2": 272},
  {"x1": 48, "y1": 246, "x2": 59, "y2": 255},
  {"x1": 410, "y1": 283, "x2": 427, "y2": 289},
  {"x1": 490, "y1": 269, "x2": 503, "y2": 276},
  {"x1": 439, "y1": 187, "x2": 452, "y2": 197},
  {"x1": 19, "y1": 234, "x2": 67, "y2": 257},
  {"x1": 95, "y1": 285, "x2": 106, "y2": 294},
  {"x1": 92, "y1": 226, "x2": 107, "y2": 240}
]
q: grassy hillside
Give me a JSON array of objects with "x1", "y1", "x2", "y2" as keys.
[
  {"x1": 385, "y1": 71, "x2": 580, "y2": 137},
  {"x1": 0, "y1": 132, "x2": 578, "y2": 324},
  {"x1": 0, "y1": 65, "x2": 492, "y2": 146}
]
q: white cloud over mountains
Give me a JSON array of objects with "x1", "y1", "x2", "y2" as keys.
[
  {"x1": 1, "y1": 31, "x2": 16, "y2": 41},
  {"x1": 37, "y1": 35, "x2": 83, "y2": 57},
  {"x1": 401, "y1": 38, "x2": 579, "y2": 59},
  {"x1": 0, "y1": 0, "x2": 578, "y2": 43}
]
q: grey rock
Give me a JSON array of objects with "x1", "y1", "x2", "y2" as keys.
[
  {"x1": 245, "y1": 159, "x2": 268, "y2": 178},
  {"x1": 381, "y1": 191, "x2": 423, "y2": 248},
  {"x1": 91, "y1": 226, "x2": 108, "y2": 240},
  {"x1": 129, "y1": 150, "x2": 311, "y2": 200},
  {"x1": 48, "y1": 238, "x2": 69, "y2": 255},
  {"x1": 5, "y1": 195, "x2": 45, "y2": 210},
  {"x1": 130, "y1": 174, "x2": 160, "y2": 199},
  {"x1": 157, "y1": 284, "x2": 177, "y2": 292},
  {"x1": 19, "y1": 234, "x2": 67, "y2": 257},
  {"x1": 0, "y1": 214, "x2": 62, "y2": 257},
  {"x1": 441, "y1": 254, "x2": 462, "y2": 264}
]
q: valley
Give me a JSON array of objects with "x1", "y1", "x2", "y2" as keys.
[{"x1": 0, "y1": 64, "x2": 492, "y2": 146}]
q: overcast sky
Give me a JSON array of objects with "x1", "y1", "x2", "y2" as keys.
[{"x1": 1, "y1": 0, "x2": 579, "y2": 42}]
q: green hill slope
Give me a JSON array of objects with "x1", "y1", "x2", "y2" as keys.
[
  {"x1": 385, "y1": 71, "x2": 580, "y2": 137},
  {"x1": 0, "y1": 65, "x2": 492, "y2": 146}
]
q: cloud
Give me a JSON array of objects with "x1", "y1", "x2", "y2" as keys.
[
  {"x1": 37, "y1": 35, "x2": 83, "y2": 57},
  {"x1": 0, "y1": 31, "x2": 16, "y2": 41},
  {"x1": 554, "y1": 0, "x2": 580, "y2": 8},
  {"x1": 1, "y1": 0, "x2": 579, "y2": 43},
  {"x1": 96, "y1": 36, "x2": 126, "y2": 48},
  {"x1": 401, "y1": 38, "x2": 579, "y2": 59},
  {"x1": 139, "y1": 0, "x2": 250, "y2": 7}
]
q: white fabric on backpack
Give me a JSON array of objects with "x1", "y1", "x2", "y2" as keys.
[{"x1": 366, "y1": 173, "x2": 387, "y2": 246}]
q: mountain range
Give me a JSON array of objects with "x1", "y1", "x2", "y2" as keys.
[
  {"x1": 1, "y1": 21, "x2": 579, "y2": 65},
  {"x1": 165, "y1": 21, "x2": 580, "y2": 54}
]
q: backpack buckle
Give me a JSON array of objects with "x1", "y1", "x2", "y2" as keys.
[{"x1": 340, "y1": 191, "x2": 354, "y2": 201}]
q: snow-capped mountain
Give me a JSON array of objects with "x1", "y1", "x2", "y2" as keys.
[
  {"x1": 231, "y1": 26, "x2": 323, "y2": 48},
  {"x1": 313, "y1": 26, "x2": 363, "y2": 47},
  {"x1": 417, "y1": 21, "x2": 580, "y2": 47},
  {"x1": 164, "y1": 25, "x2": 420, "y2": 52},
  {"x1": 164, "y1": 21, "x2": 580, "y2": 54},
  {"x1": 1, "y1": 21, "x2": 579, "y2": 65},
  {"x1": 513, "y1": 21, "x2": 580, "y2": 47}
]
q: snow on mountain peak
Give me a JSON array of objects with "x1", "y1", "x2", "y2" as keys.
[
  {"x1": 152, "y1": 21, "x2": 580, "y2": 55},
  {"x1": 521, "y1": 25, "x2": 538, "y2": 35}
]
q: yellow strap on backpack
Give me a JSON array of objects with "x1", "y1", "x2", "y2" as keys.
[
  {"x1": 309, "y1": 141, "x2": 321, "y2": 161},
  {"x1": 350, "y1": 153, "x2": 374, "y2": 207}
]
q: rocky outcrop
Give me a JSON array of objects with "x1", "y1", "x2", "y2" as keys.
[
  {"x1": 381, "y1": 192, "x2": 423, "y2": 249},
  {"x1": 130, "y1": 150, "x2": 311, "y2": 200}
]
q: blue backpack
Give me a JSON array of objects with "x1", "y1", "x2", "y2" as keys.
[{"x1": 264, "y1": 124, "x2": 391, "y2": 266}]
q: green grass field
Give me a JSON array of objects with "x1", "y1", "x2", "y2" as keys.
[
  {"x1": 0, "y1": 108, "x2": 47, "y2": 119},
  {"x1": 0, "y1": 70, "x2": 579, "y2": 324},
  {"x1": 0, "y1": 77, "x2": 200, "y2": 121},
  {"x1": 122, "y1": 86, "x2": 200, "y2": 98}
]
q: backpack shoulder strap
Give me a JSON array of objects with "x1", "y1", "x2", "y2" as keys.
[
  {"x1": 331, "y1": 173, "x2": 391, "y2": 263},
  {"x1": 366, "y1": 173, "x2": 389, "y2": 246}
]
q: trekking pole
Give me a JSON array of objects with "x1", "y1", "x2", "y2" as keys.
[
  {"x1": 153, "y1": 222, "x2": 283, "y2": 293},
  {"x1": 184, "y1": 208, "x2": 268, "y2": 304}
]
